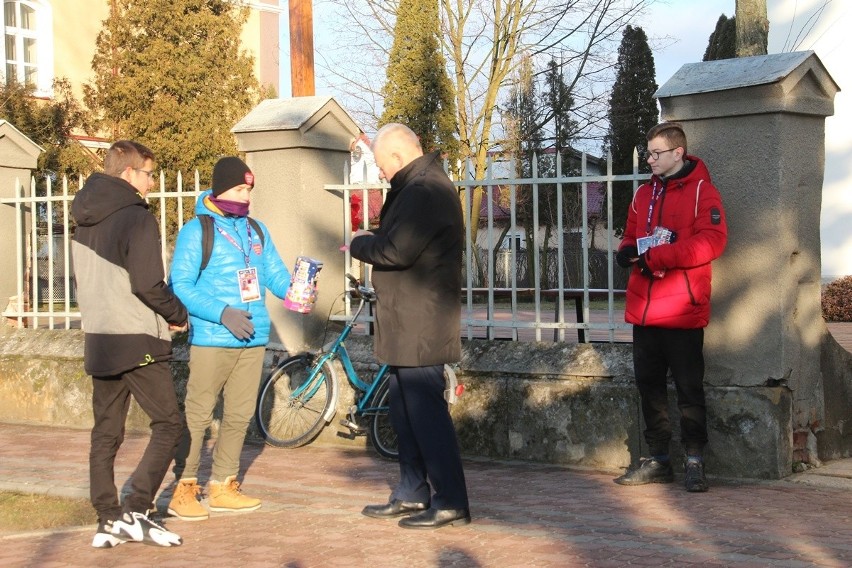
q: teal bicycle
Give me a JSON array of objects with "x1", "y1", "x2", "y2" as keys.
[{"x1": 255, "y1": 274, "x2": 460, "y2": 459}]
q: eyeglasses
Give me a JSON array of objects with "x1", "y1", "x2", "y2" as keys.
[
  {"x1": 643, "y1": 148, "x2": 678, "y2": 161},
  {"x1": 134, "y1": 168, "x2": 155, "y2": 180}
]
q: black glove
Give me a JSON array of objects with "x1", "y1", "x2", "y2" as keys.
[
  {"x1": 221, "y1": 306, "x2": 254, "y2": 340},
  {"x1": 636, "y1": 253, "x2": 654, "y2": 278},
  {"x1": 616, "y1": 246, "x2": 638, "y2": 268}
]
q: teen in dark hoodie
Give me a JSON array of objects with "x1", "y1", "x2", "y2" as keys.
[{"x1": 72, "y1": 140, "x2": 187, "y2": 548}]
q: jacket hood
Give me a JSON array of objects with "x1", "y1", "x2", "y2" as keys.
[{"x1": 72, "y1": 172, "x2": 147, "y2": 227}]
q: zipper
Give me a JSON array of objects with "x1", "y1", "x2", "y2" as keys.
[
  {"x1": 683, "y1": 272, "x2": 697, "y2": 305},
  {"x1": 640, "y1": 277, "x2": 654, "y2": 325}
]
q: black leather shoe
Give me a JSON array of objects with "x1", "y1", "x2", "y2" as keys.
[
  {"x1": 398, "y1": 507, "x2": 471, "y2": 529},
  {"x1": 361, "y1": 499, "x2": 429, "y2": 519}
]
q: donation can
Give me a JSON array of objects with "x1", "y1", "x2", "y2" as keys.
[{"x1": 284, "y1": 256, "x2": 323, "y2": 313}]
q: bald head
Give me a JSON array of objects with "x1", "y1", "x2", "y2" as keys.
[{"x1": 371, "y1": 123, "x2": 423, "y2": 182}]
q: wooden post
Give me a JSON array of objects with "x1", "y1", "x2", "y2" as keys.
[{"x1": 289, "y1": 0, "x2": 315, "y2": 96}]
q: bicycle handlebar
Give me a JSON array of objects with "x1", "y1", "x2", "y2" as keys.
[{"x1": 345, "y1": 273, "x2": 377, "y2": 302}]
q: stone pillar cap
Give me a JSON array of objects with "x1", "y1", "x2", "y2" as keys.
[
  {"x1": 656, "y1": 51, "x2": 840, "y2": 120},
  {"x1": 0, "y1": 120, "x2": 44, "y2": 170}
]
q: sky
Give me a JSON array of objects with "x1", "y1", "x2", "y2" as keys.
[{"x1": 276, "y1": 0, "x2": 851, "y2": 277}]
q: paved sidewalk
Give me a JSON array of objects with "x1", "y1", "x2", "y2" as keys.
[{"x1": 1, "y1": 422, "x2": 850, "y2": 568}]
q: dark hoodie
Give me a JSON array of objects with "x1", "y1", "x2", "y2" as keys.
[{"x1": 71, "y1": 173, "x2": 186, "y2": 376}]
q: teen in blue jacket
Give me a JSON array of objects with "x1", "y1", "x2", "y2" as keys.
[{"x1": 168, "y1": 157, "x2": 291, "y2": 520}]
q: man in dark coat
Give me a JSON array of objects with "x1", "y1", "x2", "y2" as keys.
[{"x1": 350, "y1": 123, "x2": 470, "y2": 529}]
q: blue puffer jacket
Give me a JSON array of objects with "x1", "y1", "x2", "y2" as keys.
[{"x1": 170, "y1": 190, "x2": 291, "y2": 348}]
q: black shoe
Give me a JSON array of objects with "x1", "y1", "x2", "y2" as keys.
[
  {"x1": 361, "y1": 499, "x2": 429, "y2": 519},
  {"x1": 684, "y1": 459, "x2": 709, "y2": 492},
  {"x1": 398, "y1": 507, "x2": 471, "y2": 529},
  {"x1": 614, "y1": 457, "x2": 674, "y2": 486}
]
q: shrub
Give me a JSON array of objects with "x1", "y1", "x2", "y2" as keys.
[{"x1": 821, "y1": 276, "x2": 852, "y2": 322}]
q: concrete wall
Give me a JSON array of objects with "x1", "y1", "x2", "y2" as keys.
[{"x1": 0, "y1": 325, "x2": 794, "y2": 479}]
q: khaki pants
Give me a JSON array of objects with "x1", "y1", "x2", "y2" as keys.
[{"x1": 179, "y1": 345, "x2": 265, "y2": 482}]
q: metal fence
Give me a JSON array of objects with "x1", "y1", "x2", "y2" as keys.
[
  {"x1": 332, "y1": 151, "x2": 648, "y2": 342},
  {"x1": 0, "y1": 171, "x2": 202, "y2": 329},
  {"x1": 3, "y1": 152, "x2": 647, "y2": 342}
]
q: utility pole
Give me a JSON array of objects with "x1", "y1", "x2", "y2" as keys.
[
  {"x1": 289, "y1": 0, "x2": 315, "y2": 96},
  {"x1": 736, "y1": 0, "x2": 769, "y2": 57}
]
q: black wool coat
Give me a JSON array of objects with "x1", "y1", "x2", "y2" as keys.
[{"x1": 349, "y1": 151, "x2": 463, "y2": 367}]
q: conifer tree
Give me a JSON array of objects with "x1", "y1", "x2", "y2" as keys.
[
  {"x1": 604, "y1": 25, "x2": 658, "y2": 237},
  {"x1": 704, "y1": 15, "x2": 737, "y2": 61},
  {"x1": 379, "y1": 0, "x2": 458, "y2": 159},
  {"x1": 84, "y1": 0, "x2": 260, "y2": 183}
]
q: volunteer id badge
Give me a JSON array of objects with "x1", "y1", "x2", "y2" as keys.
[{"x1": 238, "y1": 267, "x2": 261, "y2": 302}]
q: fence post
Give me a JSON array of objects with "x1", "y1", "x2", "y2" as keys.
[
  {"x1": 0, "y1": 121, "x2": 43, "y2": 327},
  {"x1": 231, "y1": 97, "x2": 360, "y2": 353}
]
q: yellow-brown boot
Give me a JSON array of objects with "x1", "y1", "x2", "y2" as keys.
[
  {"x1": 167, "y1": 478, "x2": 209, "y2": 521},
  {"x1": 208, "y1": 475, "x2": 261, "y2": 513}
]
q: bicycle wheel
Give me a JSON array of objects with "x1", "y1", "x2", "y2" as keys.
[
  {"x1": 368, "y1": 375, "x2": 398, "y2": 460},
  {"x1": 256, "y1": 354, "x2": 338, "y2": 448}
]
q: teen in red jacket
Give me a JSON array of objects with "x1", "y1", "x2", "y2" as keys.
[{"x1": 613, "y1": 122, "x2": 727, "y2": 493}]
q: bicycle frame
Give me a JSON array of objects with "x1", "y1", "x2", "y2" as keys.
[{"x1": 293, "y1": 291, "x2": 390, "y2": 426}]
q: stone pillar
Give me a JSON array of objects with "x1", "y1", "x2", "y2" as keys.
[
  {"x1": 232, "y1": 97, "x2": 360, "y2": 353},
  {"x1": 0, "y1": 121, "x2": 43, "y2": 324},
  {"x1": 655, "y1": 51, "x2": 840, "y2": 473}
]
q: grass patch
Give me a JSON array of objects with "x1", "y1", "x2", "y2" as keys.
[{"x1": 0, "y1": 492, "x2": 95, "y2": 532}]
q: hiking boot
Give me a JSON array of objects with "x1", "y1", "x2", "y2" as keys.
[
  {"x1": 110, "y1": 510, "x2": 182, "y2": 547},
  {"x1": 614, "y1": 457, "x2": 674, "y2": 485},
  {"x1": 92, "y1": 519, "x2": 126, "y2": 549},
  {"x1": 167, "y1": 477, "x2": 209, "y2": 521},
  {"x1": 208, "y1": 475, "x2": 262, "y2": 512},
  {"x1": 684, "y1": 458, "x2": 709, "y2": 492}
]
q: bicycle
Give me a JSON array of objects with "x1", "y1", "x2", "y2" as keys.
[{"x1": 255, "y1": 274, "x2": 460, "y2": 459}]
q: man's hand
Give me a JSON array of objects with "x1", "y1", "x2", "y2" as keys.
[
  {"x1": 352, "y1": 229, "x2": 374, "y2": 239},
  {"x1": 221, "y1": 307, "x2": 254, "y2": 340},
  {"x1": 616, "y1": 246, "x2": 639, "y2": 268},
  {"x1": 169, "y1": 321, "x2": 188, "y2": 332}
]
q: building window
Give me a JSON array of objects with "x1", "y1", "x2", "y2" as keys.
[{"x1": 3, "y1": 0, "x2": 52, "y2": 96}]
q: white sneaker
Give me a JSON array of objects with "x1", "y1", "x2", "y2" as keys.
[
  {"x1": 92, "y1": 519, "x2": 126, "y2": 549},
  {"x1": 110, "y1": 511, "x2": 182, "y2": 547}
]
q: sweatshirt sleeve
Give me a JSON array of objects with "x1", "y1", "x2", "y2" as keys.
[{"x1": 126, "y1": 214, "x2": 187, "y2": 325}]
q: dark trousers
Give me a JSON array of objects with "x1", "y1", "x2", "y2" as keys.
[
  {"x1": 388, "y1": 365, "x2": 469, "y2": 510},
  {"x1": 633, "y1": 325, "x2": 707, "y2": 457},
  {"x1": 89, "y1": 361, "x2": 183, "y2": 522}
]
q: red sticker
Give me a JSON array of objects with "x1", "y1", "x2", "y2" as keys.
[
  {"x1": 245, "y1": 172, "x2": 255, "y2": 186},
  {"x1": 253, "y1": 243, "x2": 262, "y2": 255}
]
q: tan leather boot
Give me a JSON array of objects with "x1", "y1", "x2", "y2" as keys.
[
  {"x1": 208, "y1": 475, "x2": 261, "y2": 512},
  {"x1": 167, "y1": 477, "x2": 209, "y2": 521}
]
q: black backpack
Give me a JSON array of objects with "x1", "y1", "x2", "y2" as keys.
[{"x1": 197, "y1": 215, "x2": 265, "y2": 275}]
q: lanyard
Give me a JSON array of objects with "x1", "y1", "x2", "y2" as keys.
[
  {"x1": 214, "y1": 220, "x2": 253, "y2": 267},
  {"x1": 645, "y1": 180, "x2": 664, "y2": 235}
]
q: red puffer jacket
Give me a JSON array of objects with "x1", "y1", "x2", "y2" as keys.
[{"x1": 620, "y1": 156, "x2": 727, "y2": 329}]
